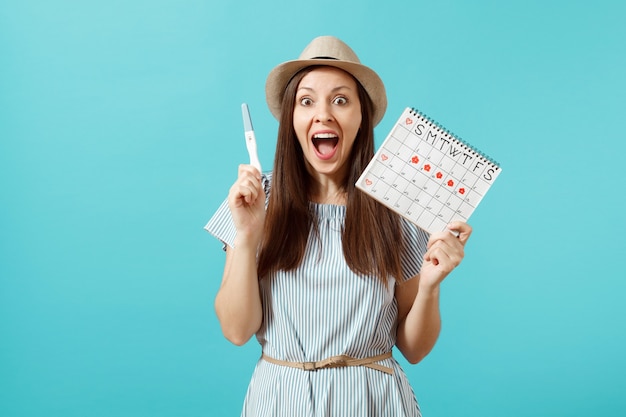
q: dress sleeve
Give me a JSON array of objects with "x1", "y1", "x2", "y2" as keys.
[
  {"x1": 204, "y1": 198, "x2": 236, "y2": 250},
  {"x1": 203, "y1": 173, "x2": 272, "y2": 251},
  {"x1": 398, "y1": 219, "x2": 430, "y2": 283}
]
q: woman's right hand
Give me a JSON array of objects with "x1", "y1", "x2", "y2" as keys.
[{"x1": 227, "y1": 165, "x2": 266, "y2": 242}]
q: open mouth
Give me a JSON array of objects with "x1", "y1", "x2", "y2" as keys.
[{"x1": 312, "y1": 133, "x2": 339, "y2": 157}]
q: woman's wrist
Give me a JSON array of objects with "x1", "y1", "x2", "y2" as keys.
[
  {"x1": 233, "y1": 230, "x2": 263, "y2": 251},
  {"x1": 417, "y1": 282, "x2": 441, "y2": 299}
]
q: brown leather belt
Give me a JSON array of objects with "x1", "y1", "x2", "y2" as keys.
[{"x1": 261, "y1": 352, "x2": 393, "y2": 375}]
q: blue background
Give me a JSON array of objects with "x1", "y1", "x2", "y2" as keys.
[{"x1": 1, "y1": 0, "x2": 625, "y2": 416}]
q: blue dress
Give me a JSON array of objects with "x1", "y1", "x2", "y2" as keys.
[{"x1": 205, "y1": 173, "x2": 429, "y2": 417}]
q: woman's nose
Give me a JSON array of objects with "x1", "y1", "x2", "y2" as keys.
[{"x1": 314, "y1": 102, "x2": 334, "y2": 123}]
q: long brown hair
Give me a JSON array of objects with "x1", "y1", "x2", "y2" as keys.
[{"x1": 257, "y1": 66, "x2": 405, "y2": 282}]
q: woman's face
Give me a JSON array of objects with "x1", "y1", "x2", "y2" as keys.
[{"x1": 293, "y1": 66, "x2": 362, "y2": 182}]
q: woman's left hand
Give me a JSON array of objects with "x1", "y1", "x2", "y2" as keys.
[{"x1": 418, "y1": 221, "x2": 472, "y2": 291}]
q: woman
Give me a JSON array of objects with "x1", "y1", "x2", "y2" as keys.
[{"x1": 205, "y1": 36, "x2": 472, "y2": 416}]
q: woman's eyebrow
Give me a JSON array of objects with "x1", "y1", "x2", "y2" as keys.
[{"x1": 296, "y1": 85, "x2": 354, "y2": 93}]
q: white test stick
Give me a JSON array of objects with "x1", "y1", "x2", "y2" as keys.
[{"x1": 241, "y1": 103, "x2": 262, "y2": 173}]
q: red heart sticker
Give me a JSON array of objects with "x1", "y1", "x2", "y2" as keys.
[
  {"x1": 411, "y1": 155, "x2": 419, "y2": 164},
  {"x1": 405, "y1": 118, "x2": 413, "y2": 125},
  {"x1": 424, "y1": 164, "x2": 431, "y2": 172},
  {"x1": 381, "y1": 154, "x2": 388, "y2": 161},
  {"x1": 459, "y1": 187, "x2": 465, "y2": 194},
  {"x1": 365, "y1": 178, "x2": 372, "y2": 186},
  {"x1": 436, "y1": 172, "x2": 443, "y2": 179},
  {"x1": 447, "y1": 179, "x2": 454, "y2": 187}
]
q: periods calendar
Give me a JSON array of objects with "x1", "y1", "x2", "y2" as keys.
[{"x1": 356, "y1": 107, "x2": 501, "y2": 234}]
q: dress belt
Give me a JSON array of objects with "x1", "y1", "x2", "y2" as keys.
[{"x1": 261, "y1": 352, "x2": 394, "y2": 375}]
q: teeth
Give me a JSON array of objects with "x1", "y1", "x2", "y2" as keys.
[{"x1": 313, "y1": 133, "x2": 338, "y2": 139}]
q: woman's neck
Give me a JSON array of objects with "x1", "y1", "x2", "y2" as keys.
[{"x1": 308, "y1": 176, "x2": 347, "y2": 205}]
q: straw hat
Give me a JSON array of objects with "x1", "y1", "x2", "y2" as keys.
[{"x1": 265, "y1": 36, "x2": 387, "y2": 126}]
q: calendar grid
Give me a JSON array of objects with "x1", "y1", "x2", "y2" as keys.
[{"x1": 356, "y1": 107, "x2": 501, "y2": 234}]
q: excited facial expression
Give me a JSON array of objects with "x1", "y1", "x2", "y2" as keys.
[{"x1": 293, "y1": 67, "x2": 362, "y2": 183}]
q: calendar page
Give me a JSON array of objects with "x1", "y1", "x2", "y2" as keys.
[{"x1": 356, "y1": 107, "x2": 501, "y2": 234}]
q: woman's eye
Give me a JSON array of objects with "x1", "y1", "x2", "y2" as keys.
[
  {"x1": 333, "y1": 96, "x2": 348, "y2": 105},
  {"x1": 300, "y1": 97, "x2": 313, "y2": 106}
]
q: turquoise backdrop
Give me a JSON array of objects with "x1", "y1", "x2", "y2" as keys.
[{"x1": 1, "y1": 0, "x2": 625, "y2": 416}]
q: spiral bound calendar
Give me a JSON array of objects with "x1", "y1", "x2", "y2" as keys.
[{"x1": 356, "y1": 107, "x2": 501, "y2": 234}]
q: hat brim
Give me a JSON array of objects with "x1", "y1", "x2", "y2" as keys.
[{"x1": 265, "y1": 58, "x2": 387, "y2": 127}]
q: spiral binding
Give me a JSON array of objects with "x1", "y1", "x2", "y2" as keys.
[{"x1": 409, "y1": 107, "x2": 500, "y2": 168}]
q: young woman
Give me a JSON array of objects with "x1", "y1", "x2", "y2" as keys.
[{"x1": 205, "y1": 36, "x2": 472, "y2": 417}]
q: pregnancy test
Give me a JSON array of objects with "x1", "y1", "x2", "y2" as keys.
[{"x1": 241, "y1": 103, "x2": 262, "y2": 173}]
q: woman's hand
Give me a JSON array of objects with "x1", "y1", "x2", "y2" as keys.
[
  {"x1": 228, "y1": 165, "x2": 266, "y2": 243},
  {"x1": 418, "y1": 221, "x2": 472, "y2": 292}
]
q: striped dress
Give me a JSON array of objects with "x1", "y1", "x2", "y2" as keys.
[{"x1": 205, "y1": 173, "x2": 429, "y2": 417}]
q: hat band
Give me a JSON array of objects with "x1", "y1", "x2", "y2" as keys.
[{"x1": 311, "y1": 56, "x2": 339, "y2": 60}]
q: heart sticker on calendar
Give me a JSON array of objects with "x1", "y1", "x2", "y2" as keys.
[
  {"x1": 459, "y1": 188, "x2": 466, "y2": 195},
  {"x1": 436, "y1": 172, "x2": 443, "y2": 179},
  {"x1": 381, "y1": 154, "x2": 388, "y2": 161},
  {"x1": 411, "y1": 155, "x2": 419, "y2": 164},
  {"x1": 424, "y1": 164, "x2": 431, "y2": 172},
  {"x1": 365, "y1": 179, "x2": 373, "y2": 186},
  {"x1": 447, "y1": 180, "x2": 454, "y2": 187},
  {"x1": 405, "y1": 118, "x2": 413, "y2": 125}
]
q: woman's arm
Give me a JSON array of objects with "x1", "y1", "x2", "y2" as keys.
[
  {"x1": 214, "y1": 165, "x2": 266, "y2": 346},
  {"x1": 395, "y1": 222, "x2": 472, "y2": 364},
  {"x1": 395, "y1": 275, "x2": 441, "y2": 364}
]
